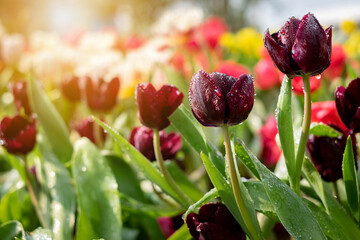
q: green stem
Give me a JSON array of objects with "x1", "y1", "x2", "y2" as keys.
[
  {"x1": 222, "y1": 126, "x2": 261, "y2": 240},
  {"x1": 332, "y1": 181, "x2": 341, "y2": 204},
  {"x1": 24, "y1": 159, "x2": 46, "y2": 227},
  {"x1": 153, "y1": 129, "x2": 193, "y2": 206},
  {"x1": 294, "y1": 75, "x2": 311, "y2": 195}
]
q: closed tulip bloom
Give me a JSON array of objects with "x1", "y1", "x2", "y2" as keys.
[
  {"x1": 186, "y1": 203, "x2": 246, "y2": 240},
  {"x1": 73, "y1": 117, "x2": 106, "y2": 144},
  {"x1": 254, "y1": 58, "x2": 281, "y2": 90},
  {"x1": 84, "y1": 76, "x2": 120, "y2": 112},
  {"x1": 61, "y1": 75, "x2": 81, "y2": 102},
  {"x1": 129, "y1": 126, "x2": 182, "y2": 161},
  {"x1": 264, "y1": 13, "x2": 332, "y2": 78},
  {"x1": 12, "y1": 81, "x2": 32, "y2": 116},
  {"x1": 335, "y1": 78, "x2": 360, "y2": 133},
  {"x1": 0, "y1": 115, "x2": 36, "y2": 155},
  {"x1": 189, "y1": 70, "x2": 254, "y2": 127},
  {"x1": 136, "y1": 83, "x2": 184, "y2": 130}
]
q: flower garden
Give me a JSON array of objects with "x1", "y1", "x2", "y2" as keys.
[{"x1": 0, "y1": 6, "x2": 360, "y2": 240}]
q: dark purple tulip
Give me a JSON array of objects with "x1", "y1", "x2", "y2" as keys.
[
  {"x1": 335, "y1": 78, "x2": 360, "y2": 133},
  {"x1": 0, "y1": 115, "x2": 36, "y2": 155},
  {"x1": 136, "y1": 83, "x2": 184, "y2": 131},
  {"x1": 307, "y1": 126, "x2": 357, "y2": 182},
  {"x1": 129, "y1": 126, "x2": 182, "y2": 161},
  {"x1": 189, "y1": 70, "x2": 254, "y2": 127},
  {"x1": 186, "y1": 203, "x2": 246, "y2": 240},
  {"x1": 264, "y1": 13, "x2": 332, "y2": 78}
]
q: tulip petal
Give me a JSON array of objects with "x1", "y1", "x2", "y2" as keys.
[
  {"x1": 136, "y1": 83, "x2": 159, "y2": 129},
  {"x1": 335, "y1": 86, "x2": 351, "y2": 128},
  {"x1": 226, "y1": 74, "x2": 254, "y2": 126},
  {"x1": 278, "y1": 17, "x2": 301, "y2": 52},
  {"x1": 264, "y1": 29, "x2": 298, "y2": 77},
  {"x1": 292, "y1": 13, "x2": 331, "y2": 75},
  {"x1": 197, "y1": 222, "x2": 242, "y2": 240},
  {"x1": 189, "y1": 71, "x2": 226, "y2": 126},
  {"x1": 350, "y1": 108, "x2": 360, "y2": 133}
]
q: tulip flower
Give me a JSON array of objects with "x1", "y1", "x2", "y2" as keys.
[
  {"x1": 12, "y1": 81, "x2": 32, "y2": 116},
  {"x1": 157, "y1": 215, "x2": 183, "y2": 238},
  {"x1": 189, "y1": 70, "x2": 254, "y2": 127},
  {"x1": 264, "y1": 13, "x2": 332, "y2": 78},
  {"x1": 129, "y1": 126, "x2": 182, "y2": 161},
  {"x1": 84, "y1": 76, "x2": 120, "y2": 112},
  {"x1": 259, "y1": 117, "x2": 281, "y2": 169},
  {"x1": 0, "y1": 115, "x2": 36, "y2": 155},
  {"x1": 307, "y1": 129, "x2": 357, "y2": 182},
  {"x1": 186, "y1": 203, "x2": 246, "y2": 240},
  {"x1": 322, "y1": 44, "x2": 347, "y2": 80},
  {"x1": 311, "y1": 101, "x2": 347, "y2": 132},
  {"x1": 61, "y1": 75, "x2": 81, "y2": 102},
  {"x1": 291, "y1": 75, "x2": 321, "y2": 95},
  {"x1": 135, "y1": 83, "x2": 184, "y2": 131},
  {"x1": 254, "y1": 58, "x2": 281, "y2": 90},
  {"x1": 73, "y1": 117, "x2": 106, "y2": 145},
  {"x1": 335, "y1": 78, "x2": 360, "y2": 133},
  {"x1": 215, "y1": 60, "x2": 249, "y2": 78}
]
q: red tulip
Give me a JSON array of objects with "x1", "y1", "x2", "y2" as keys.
[
  {"x1": 259, "y1": 116, "x2": 281, "y2": 169},
  {"x1": 215, "y1": 60, "x2": 249, "y2": 78},
  {"x1": 254, "y1": 58, "x2": 282, "y2": 90},
  {"x1": 291, "y1": 75, "x2": 321, "y2": 95},
  {"x1": 136, "y1": 83, "x2": 184, "y2": 130},
  {"x1": 12, "y1": 81, "x2": 32, "y2": 116},
  {"x1": 157, "y1": 215, "x2": 183, "y2": 238},
  {"x1": 199, "y1": 16, "x2": 228, "y2": 49},
  {"x1": 323, "y1": 44, "x2": 347, "y2": 80},
  {"x1": 264, "y1": 13, "x2": 332, "y2": 78},
  {"x1": 0, "y1": 115, "x2": 36, "y2": 155},
  {"x1": 61, "y1": 75, "x2": 81, "y2": 102},
  {"x1": 84, "y1": 77, "x2": 120, "y2": 112},
  {"x1": 311, "y1": 101, "x2": 347, "y2": 132},
  {"x1": 73, "y1": 117, "x2": 106, "y2": 144}
]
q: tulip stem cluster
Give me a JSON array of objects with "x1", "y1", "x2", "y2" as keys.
[
  {"x1": 222, "y1": 125, "x2": 261, "y2": 240},
  {"x1": 153, "y1": 129, "x2": 193, "y2": 206},
  {"x1": 24, "y1": 159, "x2": 46, "y2": 228},
  {"x1": 294, "y1": 75, "x2": 312, "y2": 195}
]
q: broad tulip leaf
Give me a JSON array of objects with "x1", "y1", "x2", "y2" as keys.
[
  {"x1": 0, "y1": 221, "x2": 31, "y2": 240},
  {"x1": 276, "y1": 75, "x2": 296, "y2": 180},
  {"x1": 94, "y1": 117, "x2": 184, "y2": 207},
  {"x1": 29, "y1": 77, "x2": 73, "y2": 162},
  {"x1": 184, "y1": 188, "x2": 219, "y2": 219},
  {"x1": 342, "y1": 136, "x2": 359, "y2": 217},
  {"x1": 309, "y1": 123, "x2": 342, "y2": 138},
  {"x1": 168, "y1": 224, "x2": 192, "y2": 240},
  {"x1": 235, "y1": 140, "x2": 326, "y2": 240},
  {"x1": 72, "y1": 138, "x2": 122, "y2": 240}
]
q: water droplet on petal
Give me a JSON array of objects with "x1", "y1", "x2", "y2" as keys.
[
  {"x1": 215, "y1": 89, "x2": 222, "y2": 97},
  {"x1": 315, "y1": 74, "x2": 321, "y2": 79}
]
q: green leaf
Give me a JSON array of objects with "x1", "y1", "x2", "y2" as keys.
[
  {"x1": 235, "y1": 140, "x2": 326, "y2": 240},
  {"x1": 0, "y1": 221, "x2": 31, "y2": 240},
  {"x1": 200, "y1": 152, "x2": 251, "y2": 237},
  {"x1": 309, "y1": 123, "x2": 342, "y2": 138},
  {"x1": 28, "y1": 77, "x2": 73, "y2": 162},
  {"x1": 169, "y1": 105, "x2": 207, "y2": 155},
  {"x1": 234, "y1": 144, "x2": 260, "y2": 179},
  {"x1": 72, "y1": 138, "x2": 122, "y2": 240},
  {"x1": 168, "y1": 224, "x2": 192, "y2": 240},
  {"x1": 304, "y1": 199, "x2": 349, "y2": 240},
  {"x1": 243, "y1": 181, "x2": 277, "y2": 220},
  {"x1": 36, "y1": 139, "x2": 76, "y2": 240},
  {"x1": 31, "y1": 228, "x2": 54, "y2": 239},
  {"x1": 342, "y1": 136, "x2": 359, "y2": 217},
  {"x1": 276, "y1": 75, "x2": 296, "y2": 180},
  {"x1": 184, "y1": 188, "x2": 219, "y2": 219},
  {"x1": 105, "y1": 154, "x2": 147, "y2": 203},
  {"x1": 166, "y1": 161, "x2": 204, "y2": 202},
  {"x1": 3, "y1": 152, "x2": 26, "y2": 182},
  {"x1": 94, "y1": 117, "x2": 183, "y2": 206}
]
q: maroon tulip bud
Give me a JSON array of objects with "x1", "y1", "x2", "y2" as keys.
[
  {"x1": 186, "y1": 203, "x2": 246, "y2": 240},
  {"x1": 189, "y1": 70, "x2": 254, "y2": 127},
  {"x1": 264, "y1": 13, "x2": 332, "y2": 78},
  {"x1": 0, "y1": 115, "x2": 36, "y2": 155},
  {"x1": 73, "y1": 117, "x2": 106, "y2": 144},
  {"x1": 335, "y1": 78, "x2": 360, "y2": 133},
  {"x1": 129, "y1": 126, "x2": 182, "y2": 161},
  {"x1": 84, "y1": 76, "x2": 120, "y2": 112},
  {"x1": 307, "y1": 126, "x2": 357, "y2": 182},
  {"x1": 12, "y1": 81, "x2": 32, "y2": 116},
  {"x1": 136, "y1": 83, "x2": 184, "y2": 130},
  {"x1": 61, "y1": 75, "x2": 81, "y2": 102}
]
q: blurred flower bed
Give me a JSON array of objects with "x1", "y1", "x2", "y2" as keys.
[{"x1": 0, "y1": 6, "x2": 360, "y2": 240}]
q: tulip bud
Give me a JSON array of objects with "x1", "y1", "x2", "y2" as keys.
[
  {"x1": 264, "y1": 13, "x2": 332, "y2": 78},
  {"x1": 259, "y1": 117, "x2": 281, "y2": 169},
  {"x1": 135, "y1": 83, "x2": 184, "y2": 130},
  {"x1": 84, "y1": 76, "x2": 120, "y2": 112},
  {"x1": 0, "y1": 115, "x2": 36, "y2": 155},
  {"x1": 73, "y1": 117, "x2": 106, "y2": 144},
  {"x1": 129, "y1": 126, "x2": 182, "y2": 161},
  {"x1": 61, "y1": 75, "x2": 81, "y2": 102},
  {"x1": 12, "y1": 81, "x2": 32, "y2": 116},
  {"x1": 335, "y1": 78, "x2": 360, "y2": 133},
  {"x1": 189, "y1": 70, "x2": 254, "y2": 127},
  {"x1": 186, "y1": 203, "x2": 246, "y2": 240}
]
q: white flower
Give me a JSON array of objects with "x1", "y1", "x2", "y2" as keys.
[{"x1": 1, "y1": 33, "x2": 26, "y2": 65}]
